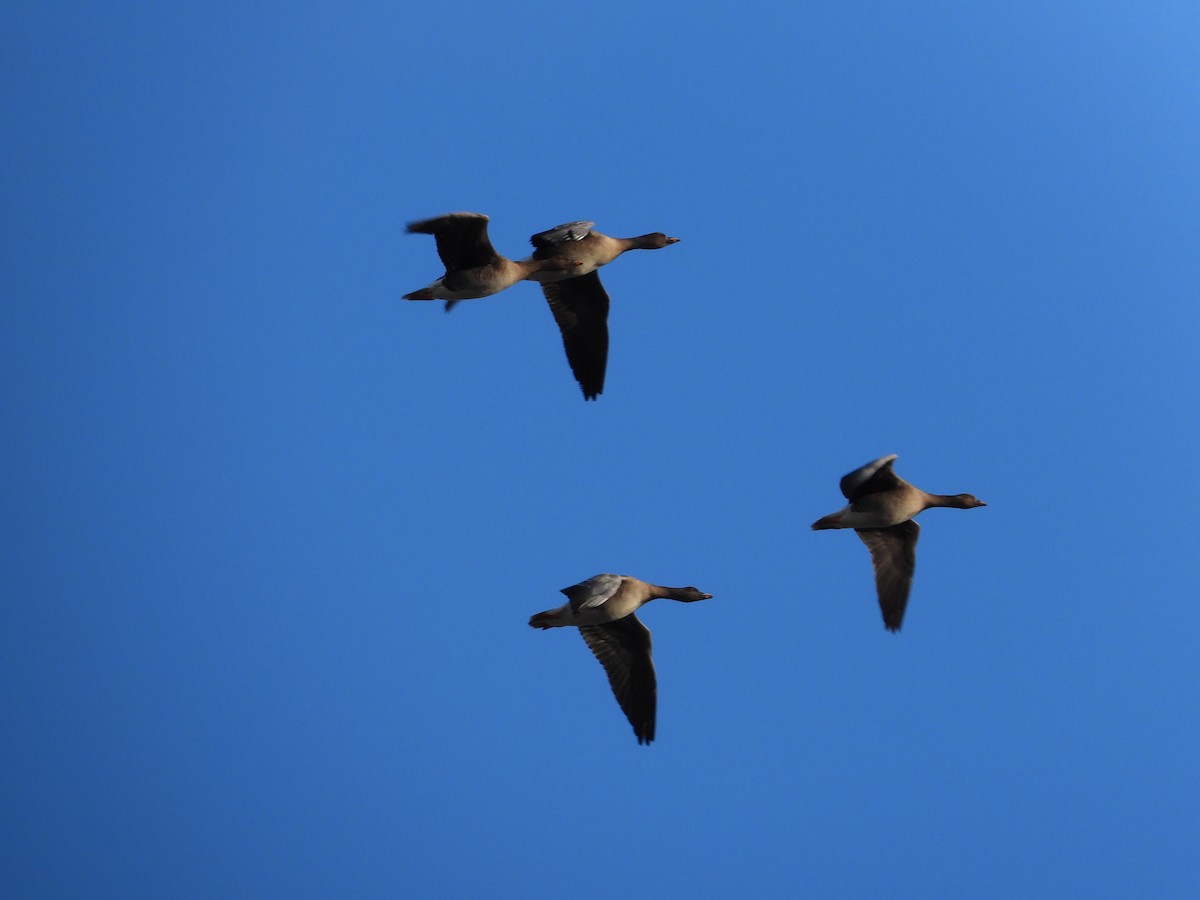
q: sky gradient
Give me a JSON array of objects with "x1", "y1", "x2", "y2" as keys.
[{"x1": 3, "y1": 3, "x2": 1198, "y2": 897}]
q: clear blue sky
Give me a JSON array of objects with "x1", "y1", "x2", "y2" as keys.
[{"x1": 3, "y1": 2, "x2": 1198, "y2": 897}]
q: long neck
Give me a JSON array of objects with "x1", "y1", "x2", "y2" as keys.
[
  {"x1": 648, "y1": 584, "x2": 692, "y2": 601},
  {"x1": 621, "y1": 234, "x2": 663, "y2": 251},
  {"x1": 921, "y1": 492, "x2": 972, "y2": 509}
]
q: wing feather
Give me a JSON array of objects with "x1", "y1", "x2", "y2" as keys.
[
  {"x1": 530, "y1": 221, "x2": 595, "y2": 248},
  {"x1": 561, "y1": 573, "x2": 622, "y2": 612},
  {"x1": 407, "y1": 212, "x2": 499, "y2": 271},
  {"x1": 841, "y1": 454, "x2": 902, "y2": 500},
  {"x1": 855, "y1": 520, "x2": 920, "y2": 631},
  {"x1": 542, "y1": 272, "x2": 609, "y2": 400},
  {"x1": 578, "y1": 615, "x2": 656, "y2": 745}
]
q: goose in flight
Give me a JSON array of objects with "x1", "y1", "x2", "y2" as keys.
[
  {"x1": 529, "y1": 573, "x2": 711, "y2": 744},
  {"x1": 402, "y1": 212, "x2": 580, "y2": 307},
  {"x1": 520, "y1": 221, "x2": 679, "y2": 399},
  {"x1": 812, "y1": 455, "x2": 986, "y2": 631}
]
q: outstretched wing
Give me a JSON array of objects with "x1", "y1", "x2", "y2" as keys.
[
  {"x1": 407, "y1": 212, "x2": 498, "y2": 271},
  {"x1": 840, "y1": 454, "x2": 902, "y2": 500},
  {"x1": 542, "y1": 272, "x2": 610, "y2": 400},
  {"x1": 579, "y1": 614, "x2": 656, "y2": 745},
  {"x1": 855, "y1": 519, "x2": 920, "y2": 631}
]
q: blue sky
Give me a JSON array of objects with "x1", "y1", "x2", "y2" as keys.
[{"x1": 3, "y1": 2, "x2": 1198, "y2": 897}]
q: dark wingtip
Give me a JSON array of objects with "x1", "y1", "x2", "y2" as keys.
[{"x1": 407, "y1": 211, "x2": 488, "y2": 234}]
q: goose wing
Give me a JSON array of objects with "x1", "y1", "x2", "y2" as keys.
[
  {"x1": 855, "y1": 519, "x2": 919, "y2": 632},
  {"x1": 407, "y1": 212, "x2": 499, "y2": 271},
  {"x1": 561, "y1": 573, "x2": 623, "y2": 613},
  {"x1": 579, "y1": 614, "x2": 656, "y2": 745},
  {"x1": 840, "y1": 454, "x2": 902, "y2": 500},
  {"x1": 542, "y1": 271, "x2": 609, "y2": 400},
  {"x1": 530, "y1": 220, "x2": 595, "y2": 248}
]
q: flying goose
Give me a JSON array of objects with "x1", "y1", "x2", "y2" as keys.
[
  {"x1": 812, "y1": 454, "x2": 986, "y2": 631},
  {"x1": 402, "y1": 212, "x2": 580, "y2": 307},
  {"x1": 520, "y1": 221, "x2": 679, "y2": 400},
  {"x1": 529, "y1": 573, "x2": 711, "y2": 745}
]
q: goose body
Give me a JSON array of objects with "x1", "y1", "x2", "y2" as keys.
[
  {"x1": 402, "y1": 212, "x2": 580, "y2": 306},
  {"x1": 529, "y1": 573, "x2": 711, "y2": 745},
  {"x1": 812, "y1": 455, "x2": 986, "y2": 631},
  {"x1": 519, "y1": 221, "x2": 679, "y2": 400}
]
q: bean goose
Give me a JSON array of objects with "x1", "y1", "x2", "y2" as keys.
[
  {"x1": 529, "y1": 573, "x2": 711, "y2": 744},
  {"x1": 812, "y1": 455, "x2": 985, "y2": 631},
  {"x1": 402, "y1": 212, "x2": 579, "y2": 307},
  {"x1": 521, "y1": 221, "x2": 679, "y2": 399}
]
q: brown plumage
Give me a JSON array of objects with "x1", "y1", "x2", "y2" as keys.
[
  {"x1": 520, "y1": 221, "x2": 679, "y2": 400},
  {"x1": 529, "y1": 573, "x2": 711, "y2": 745},
  {"x1": 812, "y1": 455, "x2": 986, "y2": 631},
  {"x1": 402, "y1": 212, "x2": 580, "y2": 308}
]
